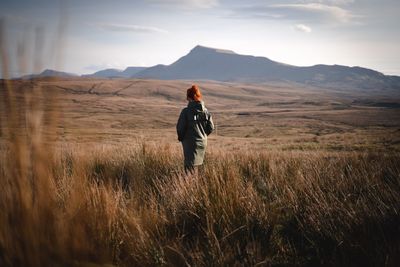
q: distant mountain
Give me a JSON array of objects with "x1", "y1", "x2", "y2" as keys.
[
  {"x1": 122, "y1": 67, "x2": 147, "y2": 77},
  {"x1": 21, "y1": 69, "x2": 78, "y2": 79},
  {"x1": 133, "y1": 45, "x2": 400, "y2": 90},
  {"x1": 82, "y1": 68, "x2": 124, "y2": 78},
  {"x1": 17, "y1": 46, "x2": 400, "y2": 90},
  {"x1": 21, "y1": 66, "x2": 148, "y2": 79},
  {"x1": 84, "y1": 67, "x2": 147, "y2": 78}
]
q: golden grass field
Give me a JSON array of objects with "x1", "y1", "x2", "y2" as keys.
[
  {"x1": 1, "y1": 78, "x2": 400, "y2": 266},
  {"x1": 2, "y1": 78, "x2": 400, "y2": 151}
]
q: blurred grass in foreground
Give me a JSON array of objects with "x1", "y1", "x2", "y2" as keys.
[{"x1": 1, "y1": 132, "x2": 399, "y2": 266}]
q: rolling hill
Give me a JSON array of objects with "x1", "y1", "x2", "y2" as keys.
[
  {"x1": 21, "y1": 69, "x2": 78, "y2": 79},
  {"x1": 83, "y1": 66, "x2": 147, "y2": 78}
]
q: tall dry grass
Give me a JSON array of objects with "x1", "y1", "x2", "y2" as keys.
[{"x1": 1, "y1": 98, "x2": 399, "y2": 267}]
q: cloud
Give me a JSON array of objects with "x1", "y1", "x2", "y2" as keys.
[
  {"x1": 294, "y1": 23, "x2": 312, "y2": 33},
  {"x1": 146, "y1": 0, "x2": 218, "y2": 9},
  {"x1": 230, "y1": 3, "x2": 356, "y2": 24},
  {"x1": 272, "y1": 3, "x2": 354, "y2": 23},
  {"x1": 97, "y1": 23, "x2": 168, "y2": 34},
  {"x1": 300, "y1": 0, "x2": 354, "y2": 5}
]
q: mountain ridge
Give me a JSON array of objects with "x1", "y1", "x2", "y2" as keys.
[
  {"x1": 79, "y1": 66, "x2": 147, "y2": 78},
  {"x1": 132, "y1": 45, "x2": 398, "y2": 90},
  {"x1": 20, "y1": 69, "x2": 78, "y2": 79},
  {"x1": 18, "y1": 45, "x2": 400, "y2": 90}
]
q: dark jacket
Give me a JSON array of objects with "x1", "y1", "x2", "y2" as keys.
[{"x1": 177, "y1": 101, "x2": 214, "y2": 166}]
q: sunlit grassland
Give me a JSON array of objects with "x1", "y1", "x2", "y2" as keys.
[{"x1": 1, "y1": 134, "x2": 399, "y2": 266}]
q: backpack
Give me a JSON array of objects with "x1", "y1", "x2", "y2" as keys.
[{"x1": 194, "y1": 109, "x2": 213, "y2": 136}]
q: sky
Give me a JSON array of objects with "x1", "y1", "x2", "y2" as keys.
[{"x1": 1, "y1": 0, "x2": 399, "y2": 78}]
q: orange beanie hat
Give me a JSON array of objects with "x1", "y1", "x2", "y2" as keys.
[{"x1": 187, "y1": 84, "x2": 202, "y2": 101}]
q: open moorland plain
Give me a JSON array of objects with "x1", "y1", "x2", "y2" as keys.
[
  {"x1": 2, "y1": 78, "x2": 400, "y2": 151},
  {"x1": 1, "y1": 78, "x2": 400, "y2": 266}
]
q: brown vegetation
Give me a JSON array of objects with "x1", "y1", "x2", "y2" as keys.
[
  {"x1": 2, "y1": 78, "x2": 400, "y2": 152},
  {"x1": 1, "y1": 139, "x2": 399, "y2": 266},
  {"x1": 1, "y1": 78, "x2": 400, "y2": 266}
]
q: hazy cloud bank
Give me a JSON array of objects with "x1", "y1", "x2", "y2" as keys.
[
  {"x1": 97, "y1": 23, "x2": 168, "y2": 34},
  {"x1": 229, "y1": 2, "x2": 356, "y2": 25}
]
